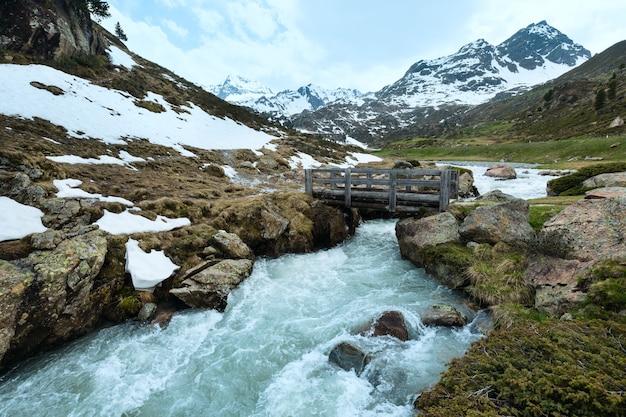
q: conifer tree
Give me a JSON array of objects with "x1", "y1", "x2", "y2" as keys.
[{"x1": 115, "y1": 22, "x2": 128, "y2": 41}]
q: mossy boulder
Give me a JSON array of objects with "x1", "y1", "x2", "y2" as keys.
[
  {"x1": 0, "y1": 229, "x2": 113, "y2": 371},
  {"x1": 459, "y1": 198, "x2": 535, "y2": 247},
  {"x1": 396, "y1": 212, "x2": 461, "y2": 268}
]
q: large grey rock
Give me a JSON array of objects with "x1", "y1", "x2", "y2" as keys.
[
  {"x1": 0, "y1": 230, "x2": 110, "y2": 370},
  {"x1": 458, "y1": 171, "x2": 479, "y2": 198},
  {"x1": 581, "y1": 172, "x2": 626, "y2": 189},
  {"x1": 459, "y1": 199, "x2": 535, "y2": 246},
  {"x1": 170, "y1": 259, "x2": 254, "y2": 310},
  {"x1": 475, "y1": 189, "x2": 518, "y2": 202},
  {"x1": 328, "y1": 342, "x2": 371, "y2": 376},
  {"x1": 525, "y1": 255, "x2": 590, "y2": 316},
  {"x1": 211, "y1": 230, "x2": 254, "y2": 260},
  {"x1": 396, "y1": 212, "x2": 460, "y2": 267},
  {"x1": 420, "y1": 304, "x2": 468, "y2": 327},
  {"x1": 542, "y1": 197, "x2": 626, "y2": 262}
]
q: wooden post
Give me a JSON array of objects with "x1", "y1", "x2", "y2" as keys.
[
  {"x1": 304, "y1": 169, "x2": 312, "y2": 195},
  {"x1": 450, "y1": 169, "x2": 459, "y2": 199},
  {"x1": 388, "y1": 171, "x2": 397, "y2": 212},
  {"x1": 344, "y1": 168, "x2": 352, "y2": 207},
  {"x1": 439, "y1": 169, "x2": 451, "y2": 211}
]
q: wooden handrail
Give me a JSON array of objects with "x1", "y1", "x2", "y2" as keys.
[{"x1": 304, "y1": 168, "x2": 459, "y2": 213}]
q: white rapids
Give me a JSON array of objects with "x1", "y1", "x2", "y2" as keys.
[{"x1": 0, "y1": 163, "x2": 550, "y2": 416}]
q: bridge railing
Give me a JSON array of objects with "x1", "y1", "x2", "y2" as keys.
[{"x1": 304, "y1": 168, "x2": 459, "y2": 213}]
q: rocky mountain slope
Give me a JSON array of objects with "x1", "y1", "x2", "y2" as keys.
[{"x1": 294, "y1": 21, "x2": 590, "y2": 143}]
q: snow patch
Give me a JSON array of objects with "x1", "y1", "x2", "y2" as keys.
[
  {"x1": 0, "y1": 197, "x2": 47, "y2": 242},
  {"x1": 96, "y1": 210, "x2": 191, "y2": 235},
  {"x1": 54, "y1": 179, "x2": 134, "y2": 206},
  {"x1": 125, "y1": 238, "x2": 179, "y2": 292}
]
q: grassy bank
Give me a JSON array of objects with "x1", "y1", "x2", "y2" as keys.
[{"x1": 375, "y1": 135, "x2": 626, "y2": 169}]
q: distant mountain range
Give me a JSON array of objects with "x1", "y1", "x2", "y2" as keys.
[
  {"x1": 209, "y1": 21, "x2": 591, "y2": 142},
  {"x1": 208, "y1": 75, "x2": 368, "y2": 117}
]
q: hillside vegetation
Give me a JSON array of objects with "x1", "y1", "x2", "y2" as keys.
[{"x1": 377, "y1": 41, "x2": 626, "y2": 168}]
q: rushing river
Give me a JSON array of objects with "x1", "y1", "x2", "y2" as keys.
[
  {"x1": 0, "y1": 221, "x2": 484, "y2": 417},
  {"x1": 0, "y1": 162, "x2": 548, "y2": 416}
]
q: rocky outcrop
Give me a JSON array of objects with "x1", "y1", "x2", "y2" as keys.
[
  {"x1": 211, "y1": 193, "x2": 359, "y2": 257},
  {"x1": 0, "y1": 0, "x2": 107, "y2": 60},
  {"x1": 0, "y1": 229, "x2": 116, "y2": 369},
  {"x1": 170, "y1": 259, "x2": 254, "y2": 311},
  {"x1": 459, "y1": 198, "x2": 535, "y2": 246},
  {"x1": 420, "y1": 304, "x2": 468, "y2": 327},
  {"x1": 0, "y1": 172, "x2": 46, "y2": 205},
  {"x1": 484, "y1": 165, "x2": 517, "y2": 179},
  {"x1": 542, "y1": 197, "x2": 626, "y2": 262}
]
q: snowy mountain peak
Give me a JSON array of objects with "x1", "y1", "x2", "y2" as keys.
[
  {"x1": 290, "y1": 21, "x2": 593, "y2": 143},
  {"x1": 497, "y1": 20, "x2": 590, "y2": 69},
  {"x1": 209, "y1": 74, "x2": 274, "y2": 102},
  {"x1": 210, "y1": 77, "x2": 366, "y2": 118},
  {"x1": 378, "y1": 20, "x2": 590, "y2": 107}
]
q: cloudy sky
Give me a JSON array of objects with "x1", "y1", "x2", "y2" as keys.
[{"x1": 101, "y1": 0, "x2": 626, "y2": 93}]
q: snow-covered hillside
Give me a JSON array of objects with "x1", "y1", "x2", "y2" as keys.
[{"x1": 1, "y1": 55, "x2": 278, "y2": 154}]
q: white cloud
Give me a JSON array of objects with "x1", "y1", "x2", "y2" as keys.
[
  {"x1": 227, "y1": 1, "x2": 279, "y2": 40},
  {"x1": 193, "y1": 8, "x2": 224, "y2": 33},
  {"x1": 162, "y1": 18, "x2": 189, "y2": 38},
  {"x1": 103, "y1": 0, "x2": 626, "y2": 93}
]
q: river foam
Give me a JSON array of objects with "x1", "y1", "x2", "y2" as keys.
[{"x1": 0, "y1": 220, "x2": 483, "y2": 416}]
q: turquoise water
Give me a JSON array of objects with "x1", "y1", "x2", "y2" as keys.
[{"x1": 0, "y1": 220, "x2": 484, "y2": 416}]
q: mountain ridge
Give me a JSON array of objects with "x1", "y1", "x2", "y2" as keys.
[{"x1": 213, "y1": 21, "x2": 591, "y2": 142}]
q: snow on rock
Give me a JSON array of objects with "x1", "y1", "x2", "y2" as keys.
[
  {"x1": 125, "y1": 238, "x2": 179, "y2": 291},
  {"x1": 0, "y1": 64, "x2": 277, "y2": 152},
  {"x1": 96, "y1": 209, "x2": 191, "y2": 235},
  {"x1": 0, "y1": 197, "x2": 47, "y2": 242},
  {"x1": 53, "y1": 179, "x2": 134, "y2": 206}
]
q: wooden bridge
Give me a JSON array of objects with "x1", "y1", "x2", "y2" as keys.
[{"x1": 304, "y1": 168, "x2": 459, "y2": 213}]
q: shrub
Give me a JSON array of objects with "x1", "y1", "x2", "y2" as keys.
[
  {"x1": 416, "y1": 319, "x2": 626, "y2": 416},
  {"x1": 465, "y1": 249, "x2": 532, "y2": 307},
  {"x1": 547, "y1": 162, "x2": 626, "y2": 196}
]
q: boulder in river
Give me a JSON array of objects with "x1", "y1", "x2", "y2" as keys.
[
  {"x1": 420, "y1": 304, "x2": 467, "y2": 327},
  {"x1": 170, "y1": 259, "x2": 254, "y2": 311},
  {"x1": 328, "y1": 342, "x2": 372, "y2": 375},
  {"x1": 370, "y1": 310, "x2": 409, "y2": 341},
  {"x1": 484, "y1": 164, "x2": 517, "y2": 179}
]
